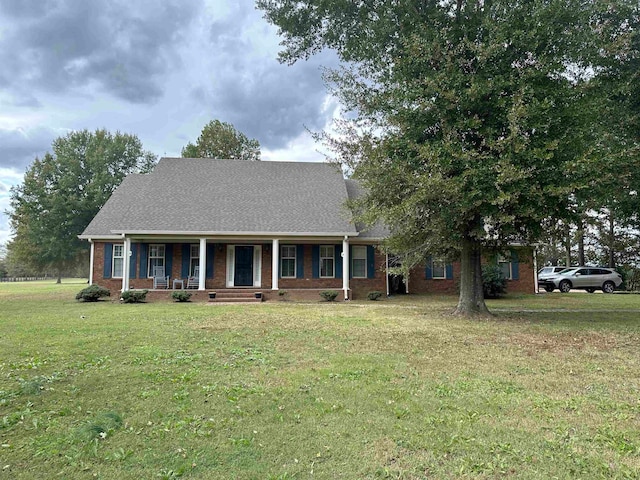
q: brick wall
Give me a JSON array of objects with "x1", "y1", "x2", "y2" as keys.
[
  {"x1": 407, "y1": 247, "x2": 536, "y2": 295},
  {"x1": 92, "y1": 241, "x2": 533, "y2": 298},
  {"x1": 92, "y1": 241, "x2": 387, "y2": 299}
]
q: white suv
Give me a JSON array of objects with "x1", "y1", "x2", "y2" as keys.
[
  {"x1": 538, "y1": 266, "x2": 567, "y2": 292},
  {"x1": 541, "y1": 267, "x2": 623, "y2": 293}
]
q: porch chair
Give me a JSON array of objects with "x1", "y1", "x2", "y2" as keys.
[
  {"x1": 186, "y1": 266, "x2": 199, "y2": 289},
  {"x1": 152, "y1": 266, "x2": 169, "y2": 289}
]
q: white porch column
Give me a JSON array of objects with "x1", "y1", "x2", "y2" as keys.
[
  {"x1": 533, "y1": 246, "x2": 539, "y2": 294},
  {"x1": 89, "y1": 240, "x2": 94, "y2": 285},
  {"x1": 122, "y1": 237, "x2": 131, "y2": 292},
  {"x1": 342, "y1": 236, "x2": 349, "y2": 300},
  {"x1": 199, "y1": 238, "x2": 206, "y2": 290},
  {"x1": 272, "y1": 239, "x2": 279, "y2": 290}
]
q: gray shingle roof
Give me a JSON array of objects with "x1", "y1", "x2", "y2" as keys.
[
  {"x1": 345, "y1": 179, "x2": 390, "y2": 239},
  {"x1": 81, "y1": 158, "x2": 360, "y2": 237}
]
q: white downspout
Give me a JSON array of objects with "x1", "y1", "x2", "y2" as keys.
[
  {"x1": 342, "y1": 236, "x2": 349, "y2": 300},
  {"x1": 122, "y1": 237, "x2": 131, "y2": 292},
  {"x1": 89, "y1": 240, "x2": 94, "y2": 285},
  {"x1": 199, "y1": 238, "x2": 206, "y2": 290},
  {"x1": 272, "y1": 239, "x2": 279, "y2": 290}
]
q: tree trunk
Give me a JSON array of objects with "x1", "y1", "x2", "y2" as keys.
[
  {"x1": 608, "y1": 211, "x2": 615, "y2": 268},
  {"x1": 564, "y1": 223, "x2": 572, "y2": 267},
  {"x1": 56, "y1": 271, "x2": 62, "y2": 284},
  {"x1": 577, "y1": 217, "x2": 585, "y2": 266},
  {"x1": 453, "y1": 235, "x2": 491, "y2": 316}
]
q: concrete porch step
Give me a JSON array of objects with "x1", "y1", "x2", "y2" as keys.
[
  {"x1": 208, "y1": 290, "x2": 263, "y2": 303},
  {"x1": 208, "y1": 297, "x2": 263, "y2": 303}
]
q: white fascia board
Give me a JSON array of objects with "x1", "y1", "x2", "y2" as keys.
[
  {"x1": 111, "y1": 230, "x2": 360, "y2": 238},
  {"x1": 77, "y1": 234, "x2": 123, "y2": 241}
]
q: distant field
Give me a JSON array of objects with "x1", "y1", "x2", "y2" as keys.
[{"x1": 1, "y1": 281, "x2": 639, "y2": 479}]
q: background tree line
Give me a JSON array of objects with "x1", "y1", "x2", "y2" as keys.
[{"x1": 4, "y1": 121, "x2": 260, "y2": 281}]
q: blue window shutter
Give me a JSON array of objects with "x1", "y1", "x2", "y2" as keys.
[
  {"x1": 103, "y1": 243, "x2": 113, "y2": 279},
  {"x1": 181, "y1": 244, "x2": 190, "y2": 278},
  {"x1": 129, "y1": 244, "x2": 138, "y2": 279},
  {"x1": 139, "y1": 244, "x2": 148, "y2": 278},
  {"x1": 206, "y1": 244, "x2": 215, "y2": 279},
  {"x1": 336, "y1": 244, "x2": 343, "y2": 279},
  {"x1": 296, "y1": 245, "x2": 304, "y2": 279},
  {"x1": 349, "y1": 245, "x2": 353, "y2": 279},
  {"x1": 367, "y1": 246, "x2": 375, "y2": 279},
  {"x1": 165, "y1": 244, "x2": 173, "y2": 278},
  {"x1": 445, "y1": 263, "x2": 453, "y2": 280},
  {"x1": 278, "y1": 245, "x2": 281, "y2": 279},
  {"x1": 425, "y1": 256, "x2": 432, "y2": 279},
  {"x1": 312, "y1": 245, "x2": 319, "y2": 278},
  {"x1": 511, "y1": 249, "x2": 519, "y2": 280}
]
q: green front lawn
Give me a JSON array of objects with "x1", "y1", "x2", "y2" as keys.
[{"x1": 1, "y1": 281, "x2": 639, "y2": 478}]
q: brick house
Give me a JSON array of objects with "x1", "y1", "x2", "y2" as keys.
[{"x1": 79, "y1": 158, "x2": 534, "y2": 300}]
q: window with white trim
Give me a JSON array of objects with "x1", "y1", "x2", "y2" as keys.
[
  {"x1": 190, "y1": 244, "x2": 200, "y2": 276},
  {"x1": 281, "y1": 245, "x2": 296, "y2": 278},
  {"x1": 431, "y1": 258, "x2": 446, "y2": 279},
  {"x1": 112, "y1": 244, "x2": 124, "y2": 278},
  {"x1": 148, "y1": 244, "x2": 165, "y2": 277},
  {"x1": 352, "y1": 246, "x2": 367, "y2": 278},
  {"x1": 320, "y1": 245, "x2": 335, "y2": 278},
  {"x1": 498, "y1": 254, "x2": 512, "y2": 280}
]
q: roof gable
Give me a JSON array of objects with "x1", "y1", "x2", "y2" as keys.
[{"x1": 82, "y1": 158, "x2": 358, "y2": 237}]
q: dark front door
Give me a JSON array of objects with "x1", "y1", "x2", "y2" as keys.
[{"x1": 234, "y1": 246, "x2": 253, "y2": 286}]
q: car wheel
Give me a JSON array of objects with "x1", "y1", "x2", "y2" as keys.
[
  {"x1": 544, "y1": 285, "x2": 554, "y2": 292},
  {"x1": 559, "y1": 280, "x2": 572, "y2": 293},
  {"x1": 586, "y1": 288, "x2": 595, "y2": 293},
  {"x1": 602, "y1": 281, "x2": 615, "y2": 294}
]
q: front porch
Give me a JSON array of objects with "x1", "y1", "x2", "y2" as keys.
[{"x1": 92, "y1": 238, "x2": 385, "y2": 301}]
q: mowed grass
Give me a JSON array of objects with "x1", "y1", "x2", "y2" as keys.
[{"x1": 1, "y1": 281, "x2": 639, "y2": 479}]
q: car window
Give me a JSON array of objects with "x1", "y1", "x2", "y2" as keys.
[
  {"x1": 577, "y1": 268, "x2": 590, "y2": 275},
  {"x1": 559, "y1": 268, "x2": 574, "y2": 274}
]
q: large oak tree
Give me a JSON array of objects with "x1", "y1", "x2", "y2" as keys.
[
  {"x1": 8, "y1": 129, "x2": 156, "y2": 282},
  {"x1": 259, "y1": 0, "x2": 639, "y2": 315}
]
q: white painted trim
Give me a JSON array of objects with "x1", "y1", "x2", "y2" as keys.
[
  {"x1": 226, "y1": 245, "x2": 235, "y2": 287},
  {"x1": 122, "y1": 238, "x2": 131, "y2": 292},
  {"x1": 78, "y1": 235, "x2": 122, "y2": 240},
  {"x1": 351, "y1": 245, "x2": 367, "y2": 279},
  {"x1": 342, "y1": 237, "x2": 349, "y2": 300},
  {"x1": 89, "y1": 241, "x2": 94, "y2": 285},
  {"x1": 272, "y1": 239, "x2": 279, "y2": 290},
  {"x1": 253, "y1": 245, "x2": 262, "y2": 287},
  {"x1": 319, "y1": 245, "x2": 336, "y2": 278},
  {"x1": 111, "y1": 230, "x2": 359, "y2": 237},
  {"x1": 431, "y1": 257, "x2": 446, "y2": 280},
  {"x1": 199, "y1": 238, "x2": 206, "y2": 290}
]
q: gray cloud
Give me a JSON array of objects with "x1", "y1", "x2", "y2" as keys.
[
  {"x1": 0, "y1": 0, "x2": 202, "y2": 104},
  {"x1": 213, "y1": 56, "x2": 335, "y2": 149},
  {"x1": 188, "y1": 3, "x2": 338, "y2": 150},
  {"x1": 0, "y1": 127, "x2": 57, "y2": 170}
]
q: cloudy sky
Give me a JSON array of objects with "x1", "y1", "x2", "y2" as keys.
[{"x1": 0, "y1": 0, "x2": 340, "y2": 244}]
